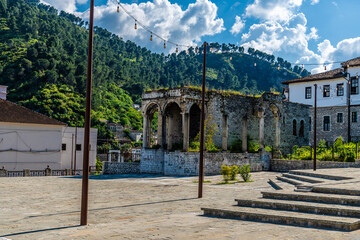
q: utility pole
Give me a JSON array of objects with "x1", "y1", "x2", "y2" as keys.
[
  {"x1": 81, "y1": 0, "x2": 94, "y2": 226},
  {"x1": 347, "y1": 74, "x2": 351, "y2": 142},
  {"x1": 198, "y1": 42, "x2": 207, "y2": 198},
  {"x1": 71, "y1": 133, "x2": 74, "y2": 174},
  {"x1": 313, "y1": 84, "x2": 317, "y2": 171},
  {"x1": 74, "y1": 118, "x2": 78, "y2": 175}
]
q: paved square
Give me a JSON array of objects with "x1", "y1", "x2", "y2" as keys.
[{"x1": 1, "y1": 172, "x2": 360, "y2": 239}]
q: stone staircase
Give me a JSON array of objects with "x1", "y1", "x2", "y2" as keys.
[{"x1": 201, "y1": 170, "x2": 360, "y2": 231}]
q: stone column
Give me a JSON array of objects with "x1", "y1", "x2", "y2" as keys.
[
  {"x1": 45, "y1": 166, "x2": 52, "y2": 176},
  {"x1": 142, "y1": 114, "x2": 148, "y2": 148},
  {"x1": 222, "y1": 115, "x2": 228, "y2": 150},
  {"x1": 258, "y1": 112, "x2": 265, "y2": 150},
  {"x1": 23, "y1": 169, "x2": 30, "y2": 177},
  {"x1": 108, "y1": 151, "x2": 111, "y2": 162},
  {"x1": 117, "y1": 152, "x2": 120, "y2": 162},
  {"x1": 182, "y1": 112, "x2": 189, "y2": 151},
  {"x1": 157, "y1": 111, "x2": 164, "y2": 148},
  {"x1": 242, "y1": 116, "x2": 248, "y2": 152},
  {"x1": 275, "y1": 116, "x2": 280, "y2": 148},
  {"x1": 167, "y1": 115, "x2": 173, "y2": 150}
]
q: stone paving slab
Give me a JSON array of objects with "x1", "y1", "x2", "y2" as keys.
[{"x1": 1, "y1": 171, "x2": 360, "y2": 239}]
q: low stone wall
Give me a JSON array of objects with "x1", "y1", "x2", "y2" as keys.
[
  {"x1": 271, "y1": 159, "x2": 360, "y2": 172},
  {"x1": 103, "y1": 162, "x2": 140, "y2": 174},
  {"x1": 141, "y1": 149, "x2": 263, "y2": 176}
]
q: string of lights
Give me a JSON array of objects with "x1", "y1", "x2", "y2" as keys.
[{"x1": 110, "y1": 0, "x2": 350, "y2": 70}]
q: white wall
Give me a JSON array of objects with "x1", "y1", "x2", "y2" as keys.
[
  {"x1": 288, "y1": 66, "x2": 360, "y2": 108},
  {"x1": 61, "y1": 127, "x2": 98, "y2": 170},
  {"x1": 0, "y1": 123, "x2": 63, "y2": 171},
  {"x1": 0, "y1": 85, "x2": 7, "y2": 100}
]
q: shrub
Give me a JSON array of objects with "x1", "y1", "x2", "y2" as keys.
[
  {"x1": 220, "y1": 165, "x2": 231, "y2": 183},
  {"x1": 230, "y1": 165, "x2": 239, "y2": 180},
  {"x1": 96, "y1": 157, "x2": 103, "y2": 172},
  {"x1": 248, "y1": 140, "x2": 259, "y2": 153},
  {"x1": 239, "y1": 164, "x2": 252, "y2": 182},
  {"x1": 230, "y1": 139, "x2": 242, "y2": 153}
]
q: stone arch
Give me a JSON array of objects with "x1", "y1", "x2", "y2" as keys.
[
  {"x1": 189, "y1": 104, "x2": 201, "y2": 142},
  {"x1": 164, "y1": 102, "x2": 183, "y2": 150},
  {"x1": 263, "y1": 103, "x2": 281, "y2": 148},
  {"x1": 142, "y1": 102, "x2": 161, "y2": 148}
]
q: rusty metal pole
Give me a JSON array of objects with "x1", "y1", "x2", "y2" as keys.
[
  {"x1": 347, "y1": 75, "x2": 351, "y2": 142},
  {"x1": 74, "y1": 117, "x2": 78, "y2": 175},
  {"x1": 81, "y1": 0, "x2": 94, "y2": 226},
  {"x1": 313, "y1": 84, "x2": 317, "y2": 171},
  {"x1": 198, "y1": 42, "x2": 207, "y2": 198}
]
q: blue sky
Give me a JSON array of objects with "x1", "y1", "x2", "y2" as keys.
[{"x1": 41, "y1": 0, "x2": 360, "y2": 73}]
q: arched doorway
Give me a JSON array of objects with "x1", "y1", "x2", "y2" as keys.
[
  {"x1": 189, "y1": 104, "x2": 201, "y2": 142},
  {"x1": 143, "y1": 103, "x2": 160, "y2": 148},
  {"x1": 164, "y1": 102, "x2": 183, "y2": 150}
]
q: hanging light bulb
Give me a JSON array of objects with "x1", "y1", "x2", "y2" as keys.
[
  {"x1": 134, "y1": 20, "x2": 137, "y2": 30},
  {"x1": 324, "y1": 64, "x2": 327, "y2": 71},
  {"x1": 187, "y1": 50, "x2": 189, "y2": 55},
  {"x1": 164, "y1": 41, "x2": 166, "y2": 49},
  {"x1": 301, "y1": 64, "x2": 304, "y2": 71},
  {"x1": 117, "y1": 5, "x2": 120, "y2": 13},
  {"x1": 254, "y1": 62, "x2": 257, "y2": 67},
  {"x1": 176, "y1": 45, "x2": 178, "y2": 53},
  {"x1": 196, "y1": 49, "x2": 199, "y2": 53},
  {"x1": 210, "y1": 48, "x2": 213, "y2": 52},
  {"x1": 230, "y1": 56, "x2": 232, "y2": 60},
  {"x1": 277, "y1": 64, "x2": 280, "y2": 70}
]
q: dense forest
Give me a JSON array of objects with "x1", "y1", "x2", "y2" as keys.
[{"x1": 0, "y1": 0, "x2": 310, "y2": 138}]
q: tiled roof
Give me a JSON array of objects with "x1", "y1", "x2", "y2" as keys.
[
  {"x1": 0, "y1": 99, "x2": 66, "y2": 126},
  {"x1": 341, "y1": 57, "x2": 360, "y2": 68},
  {"x1": 282, "y1": 68, "x2": 344, "y2": 84}
]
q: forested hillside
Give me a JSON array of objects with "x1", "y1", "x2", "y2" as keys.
[{"x1": 0, "y1": 0, "x2": 310, "y2": 137}]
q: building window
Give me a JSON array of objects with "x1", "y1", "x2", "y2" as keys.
[
  {"x1": 323, "y1": 85, "x2": 330, "y2": 97},
  {"x1": 351, "y1": 78, "x2": 359, "y2": 95},
  {"x1": 337, "y1": 84, "x2": 344, "y2": 96},
  {"x1": 299, "y1": 120, "x2": 305, "y2": 137},
  {"x1": 352, "y1": 112, "x2": 358, "y2": 123},
  {"x1": 305, "y1": 87, "x2": 312, "y2": 99},
  {"x1": 293, "y1": 119, "x2": 297, "y2": 136},
  {"x1": 62, "y1": 144, "x2": 66, "y2": 151},
  {"x1": 323, "y1": 116, "x2": 330, "y2": 131},
  {"x1": 337, "y1": 113, "x2": 343, "y2": 123},
  {"x1": 309, "y1": 117, "x2": 311, "y2": 131},
  {"x1": 76, "y1": 144, "x2": 82, "y2": 151}
]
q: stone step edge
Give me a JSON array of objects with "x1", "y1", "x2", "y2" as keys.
[
  {"x1": 282, "y1": 173, "x2": 323, "y2": 183},
  {"x1": 268, "y1": 179, "x2": 282, "y2": 190},
  {"x1": 201, "y1": 207, "x2": 360, "y2": 231},
  {"x1": 311, "y1": 186, "x2": 360, "y2": 196},
  {"x1": 261, "y1": 191, "x2": 360, "y2": 206},
  {"x1": 276, "y1": 176, "x2": 303, "y2": 186},
  {"x1": 235, "y1": 199, "x2": 360, "y2": 218},
  {"x1": 288, "y1": 170, "x2": 352, "y2": 181}
]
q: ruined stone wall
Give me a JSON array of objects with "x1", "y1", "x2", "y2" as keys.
[
  {"x1": 271, "y1": 159, "x2": 360, "y2": 172},
  {"x1": 103, "y1": 162, "x2": 140, "y2": 174},
  {"x1": 281, "y1": 101, "x2": 310, "y2": 148},
  {"x1": 308, "y1": 106, "x2": 360, "y2": 145}
]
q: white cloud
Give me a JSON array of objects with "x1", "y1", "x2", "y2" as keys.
[
  {"x1": 245, "y1": 0, "x2": 303, "y2": 22},
  {"x1": 310, "y1": 0, "x2": 319, "y2": 5},
  {"x1": 79, "y1": 0, "x2": 225, "y2": 53},
  {"x1": 77, "y1": 0, "x2": 88, "y2": 5},
  {"x1": 230, "y1": 16, "x2": 245, "y2": 35},
  {"x1": 40, "y1": 0, "x2": 77, "y2": 13}
]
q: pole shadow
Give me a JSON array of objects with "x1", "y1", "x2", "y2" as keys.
[{"x1": 0, "y1": 225, "x2": 80, "y2": 238}]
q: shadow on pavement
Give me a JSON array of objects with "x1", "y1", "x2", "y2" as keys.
[
  {"x1": 0, "y1": 225, "x2": 80, "y2": 238},
  {"x1": 26, "y1": 197, "x2": 198, "y2": 219},
  {"x1": 61, "y1": 174, "x2": 196, "y2": 180}
]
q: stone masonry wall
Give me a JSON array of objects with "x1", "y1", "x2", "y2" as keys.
[
  {"x1": 103, "y1": 162, "x2": 140, "y2": 174},
  {"x1": 271, "y1": 159, "x2": 360, "y2": 172},
  {"x1": 140, "y1": 149, "x2": 164, "y2": 174}
]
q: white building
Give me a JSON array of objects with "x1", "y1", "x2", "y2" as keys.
[
  {"x1": 282, "y1": 57, "x2": 360, "y2": 144},
  {"x1": 0, "y1": 85, "x2": 7, "y2": 100},
  {"x1": 0, "y1": 97, "x2": 98, "y2": 171}
]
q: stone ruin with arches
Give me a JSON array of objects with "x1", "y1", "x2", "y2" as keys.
[{"x1": 139, "y1": 87, "x2": 310, "y2": 176}]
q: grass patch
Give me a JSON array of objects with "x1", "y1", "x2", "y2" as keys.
[{"x1": 192, "y1": 180, "x2": 211, "y2": 183}]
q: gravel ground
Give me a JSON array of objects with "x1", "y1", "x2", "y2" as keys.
[{"x1": 1, "y1": 171, "x2": 360, "y2": 240}]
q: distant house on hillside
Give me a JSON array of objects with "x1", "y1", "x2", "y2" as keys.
[
  {"x1": 282, "y1": 57, "x2": 360, "y2": 144},
  {"x1": 0, "y1": 88, "x2": 97, "y2": 171}
]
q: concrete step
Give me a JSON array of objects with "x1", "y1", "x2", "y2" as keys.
[
  {"x1": 268, "y1": 179, "x2": 282, "y2": 190},
  {"x1": 289, "y1": 170, "x2": 352, "y2": 181},
  {"x1": 311, "y1": 186, "x2": 360, "y2": 196},
  {"x1": 262, "y1": 191, "x2": 360, "y2": 206},
  {"x1": 235, "y1": 198, "x2": 360, "y2": 218},
  {"x1": 276, "y1": 176, "x2": 304, "y2": 186},
  {"x1": 201, "y1": 206, "x2": 360, "y2": 231},
  {"x1": 282, "y1": 173, "x2": 323, "y2": 184}
]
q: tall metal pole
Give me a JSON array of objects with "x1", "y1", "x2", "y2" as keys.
[
  {"x1": 347, "y1": 75, "x2": 351, "y2": 142},
  {"x1": 71, "y1": 133, "x2": 74, "y2": 174},
  {"x1": 74, "y1": 118, "x2": 78, "y2": 175},
  {"x1": 198, "y1": 42, "x2": 207, "y2": 198},
  {"x1": 313, "y1": 84, "x2": 317, "y2": 171},
  {"x1": 81, "y1": 0, "x2": 94, "y2": 226}
]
